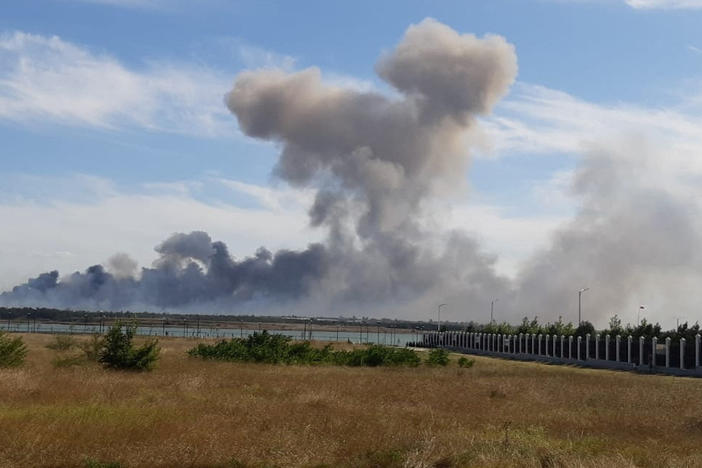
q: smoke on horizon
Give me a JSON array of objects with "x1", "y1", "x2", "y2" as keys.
[{"x1": 3, "y1": 19, "x2": 701, "y2": 327}]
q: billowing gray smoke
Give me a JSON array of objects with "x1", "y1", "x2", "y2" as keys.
[
  {"x1": 4, "y1": 231, "x2": 328, "y2": 310},
  {"x1": 0, "y1": 19, "x2": 518, "y2": 315},
  {"x1": 513, "y1": 140, "x2": 702, "y2": 326},
  {"x1": 10, "y1": 19, "x2": 693, "y2": 327}
]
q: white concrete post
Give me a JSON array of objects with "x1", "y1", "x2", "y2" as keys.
[
  {"x1": 652, "y1": 337, "x2": 658, "y2": 369},
  {"x1": 616, "y1": 335, "x2": 621, "y2": 362},
  {"x1": 568, "y1": 336, "x2": 573, "y2": 359},
  {"x1": 560, "y1": 335, "x2": 565, "y2": 359},
  {"x1": 553, "y1": 334, "x2": 557, "y2": 356},
  {"x1": 627, "y1": 336, "x2": 632, "y2": 364},
  {"x1": 531, "y1": 333, "x2": 536, "y2": 354},
  {"x1": 680, "y1": 338, "x2": 686, "y2": 370},
  {"x1": 577, "y1": 336, "x2": 582, "y2": 360},
  {"x1": 540, "y1": 334, "x2": 544, "y2": 355},
  {"x1": 545, "y1": 334, "x2": 550, "y2": 356},
  {"x1": 639, "y1": 336, "x2": 645, "y2": 367},
  {"x1": 605, "y1": 335, "x2": 610, "y2": 361},
  {"x1": 697, "y1": 334, "x2": 701, "y2": 368},
  {"x1": 665, "y1": 337, "x2": 671, "y2": 368},
  {"x1": 595, "y1": 334, "x2": 600, "y2": 360},
  {"x1": 585, "y1": 334, "x2": 590, "y2": 360}
]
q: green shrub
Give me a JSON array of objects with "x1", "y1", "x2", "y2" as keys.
[
  {"x1": 0, "y1": 331, "x2": 27, "y2": 367},
  {"x1": 46, "y1": 335, "x2": 77, "y2": 351},
  {"x1": 98, "y1": 322, "x2": 160, "y2": 371},
  {"x1": 457, "y1": 356, "x2": 474, "y2": 368},
  {"x1": 52, "y1": 354, "x2": 87, "y2": 368},
  {"x1": 426, "y1": 348, "x2": 449, "y2": 366},
  {"x1": 80, "y1": 334, "x2": 105, "y2": 362},
  {"x1": 188, "y1": 331, "x2": 420, "y2": 367},
  {"x1": 83, "y1": 458, "x2": 122, "y2": 468}
]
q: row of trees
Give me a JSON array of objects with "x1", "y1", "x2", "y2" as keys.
[{"x1": 456, "y1": 315, "x2": 700, "y2": 342}]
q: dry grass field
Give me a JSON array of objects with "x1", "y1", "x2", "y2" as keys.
[{"x1": 2, "y1": 334, "x2": 702, "y2": 467}]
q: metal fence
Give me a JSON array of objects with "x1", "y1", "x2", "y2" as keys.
[
  {"x1": 419, "y1": 331, "x2": 702, "y2": 376},
  {"x1": 0, "y1": 319, "x2": 418, "y2": 346}
]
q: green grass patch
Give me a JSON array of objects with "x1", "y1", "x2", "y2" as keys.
[{"x1": 46, "y1": 334, "x2": 77, "y2": 351}]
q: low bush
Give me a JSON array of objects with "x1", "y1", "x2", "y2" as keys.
[
  {"x1": 188, "y1": 331, "x2": 421, "y2": 367},
  {"x1": 457, "y1": 356, "x2": 474, "y2": 368},
  {"x1": 0, "y1": 331, "x2": 27, "y2": 367},
  {"x1": 98, "y1": 322, "x2": 160, "y2": 371},
  {"x1": 80, "y1": 334, "x2": 105, "y2": 362},
  {"x1": 84, "y1": 459, "x2": 122, "y2": 468},
  {"x1": 52, "y1": 354, "x2": 87, "y2": 368},
  {"x1": 426, "y1": 348, "x2": 449, "y2": 366},
  {"x1": 46, "y1": 335, "x2": 77, "y2": 351}
]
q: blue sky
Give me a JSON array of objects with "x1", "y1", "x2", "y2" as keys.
[{"x1": 2, "y1": 0, "x2": 702, "y2": 325}]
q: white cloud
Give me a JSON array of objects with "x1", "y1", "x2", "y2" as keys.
[
  {"x1": 483, "y1": 82, "x2": 702, "y2": 178},
  {"x1": 0, "y1": 31, "x2": 235, "y2": 136},
  {"x1": 625, "y1": 0, "x2": 702, "y2": 8}
]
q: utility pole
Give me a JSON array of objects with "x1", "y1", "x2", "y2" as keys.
[
  {"x1": 438, "y1": 304, "x2": 447, "y2": 332},
  {"x1": 578, "y1": 288, "x2": 589, "y2": 325},
  {"x1": 638, "y1": 305, "x2": 644, "y2": 326}
]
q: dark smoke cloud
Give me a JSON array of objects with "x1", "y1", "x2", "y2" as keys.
[{"x1": 2, "y1": 231, "x2": 328, "y2": 310}]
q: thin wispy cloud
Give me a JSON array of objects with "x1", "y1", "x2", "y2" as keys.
[
  {"x1": 0, "y1": 31, "x2": 234, "y2": 136},
  {"x1": 625, "y1": 0, "x2": 702, "y2": 8},
  {"x1": 485, "y1": 82, "x2": 702, "y2": 170},
  {"x1": 61, "y1": 0, "x2": 168, "y2": 9}
]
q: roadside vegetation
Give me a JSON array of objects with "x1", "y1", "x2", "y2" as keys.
[
  {"x1": 0, "y1": 330, "x2": 26, "y2": 367},
  {"x1": 98, "y1": 322, "x2": 160, "y2": 371},
  {"x1": 188, "y1": 330, "x2": 422, "y2": 367},
  {"x1": 458, "y1": 314, "x2": 702, "y2": 343}
]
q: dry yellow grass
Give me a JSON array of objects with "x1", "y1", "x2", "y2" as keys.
[{"x1": 2, "y1": 333, "x2": 702, "y2": 467}]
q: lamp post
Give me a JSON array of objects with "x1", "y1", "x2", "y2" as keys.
[
  {"x1": 490, "y1": 299, "x2": 498, "y2": 324},
  {"x1": 638, "y1": 305, "x2": 645, "y2": 326},
  {"x1": 437, "y1": 304, "x2": 447, "y2": 332},
  {"x1": 578, "y1": 288, "x2": 589, "y2": 325}
]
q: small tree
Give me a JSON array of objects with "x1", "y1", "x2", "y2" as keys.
[
  {"x1": 99, "y1": 321, "x2": 159, "y2": 371},
  {"x1": 0, "y1": 331, "x2": 27, "y2": 367},
  {"x1": 426, "y1": 348, "x2": 449, "y2": 366},
  {"x1": 574, "y1": 321, "x2": 595, "y2": 337}
]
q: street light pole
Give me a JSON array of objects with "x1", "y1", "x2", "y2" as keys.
[
  {"x1": 638, "y1": 305, "x2": 645, "y2": 326},
  {"x1": 490, "y1": 299, "x2": 498, "y2": 324},
  {"x1": 578, "y1": 288, "x2": 589, "y2": 325},
  {"x1": 438, "y1": 304, "x2": 447, "y2": 332}
]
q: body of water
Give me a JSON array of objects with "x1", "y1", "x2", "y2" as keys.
[{"x1": 0, "y1": 321, "x2": 419, "y2": 346}]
